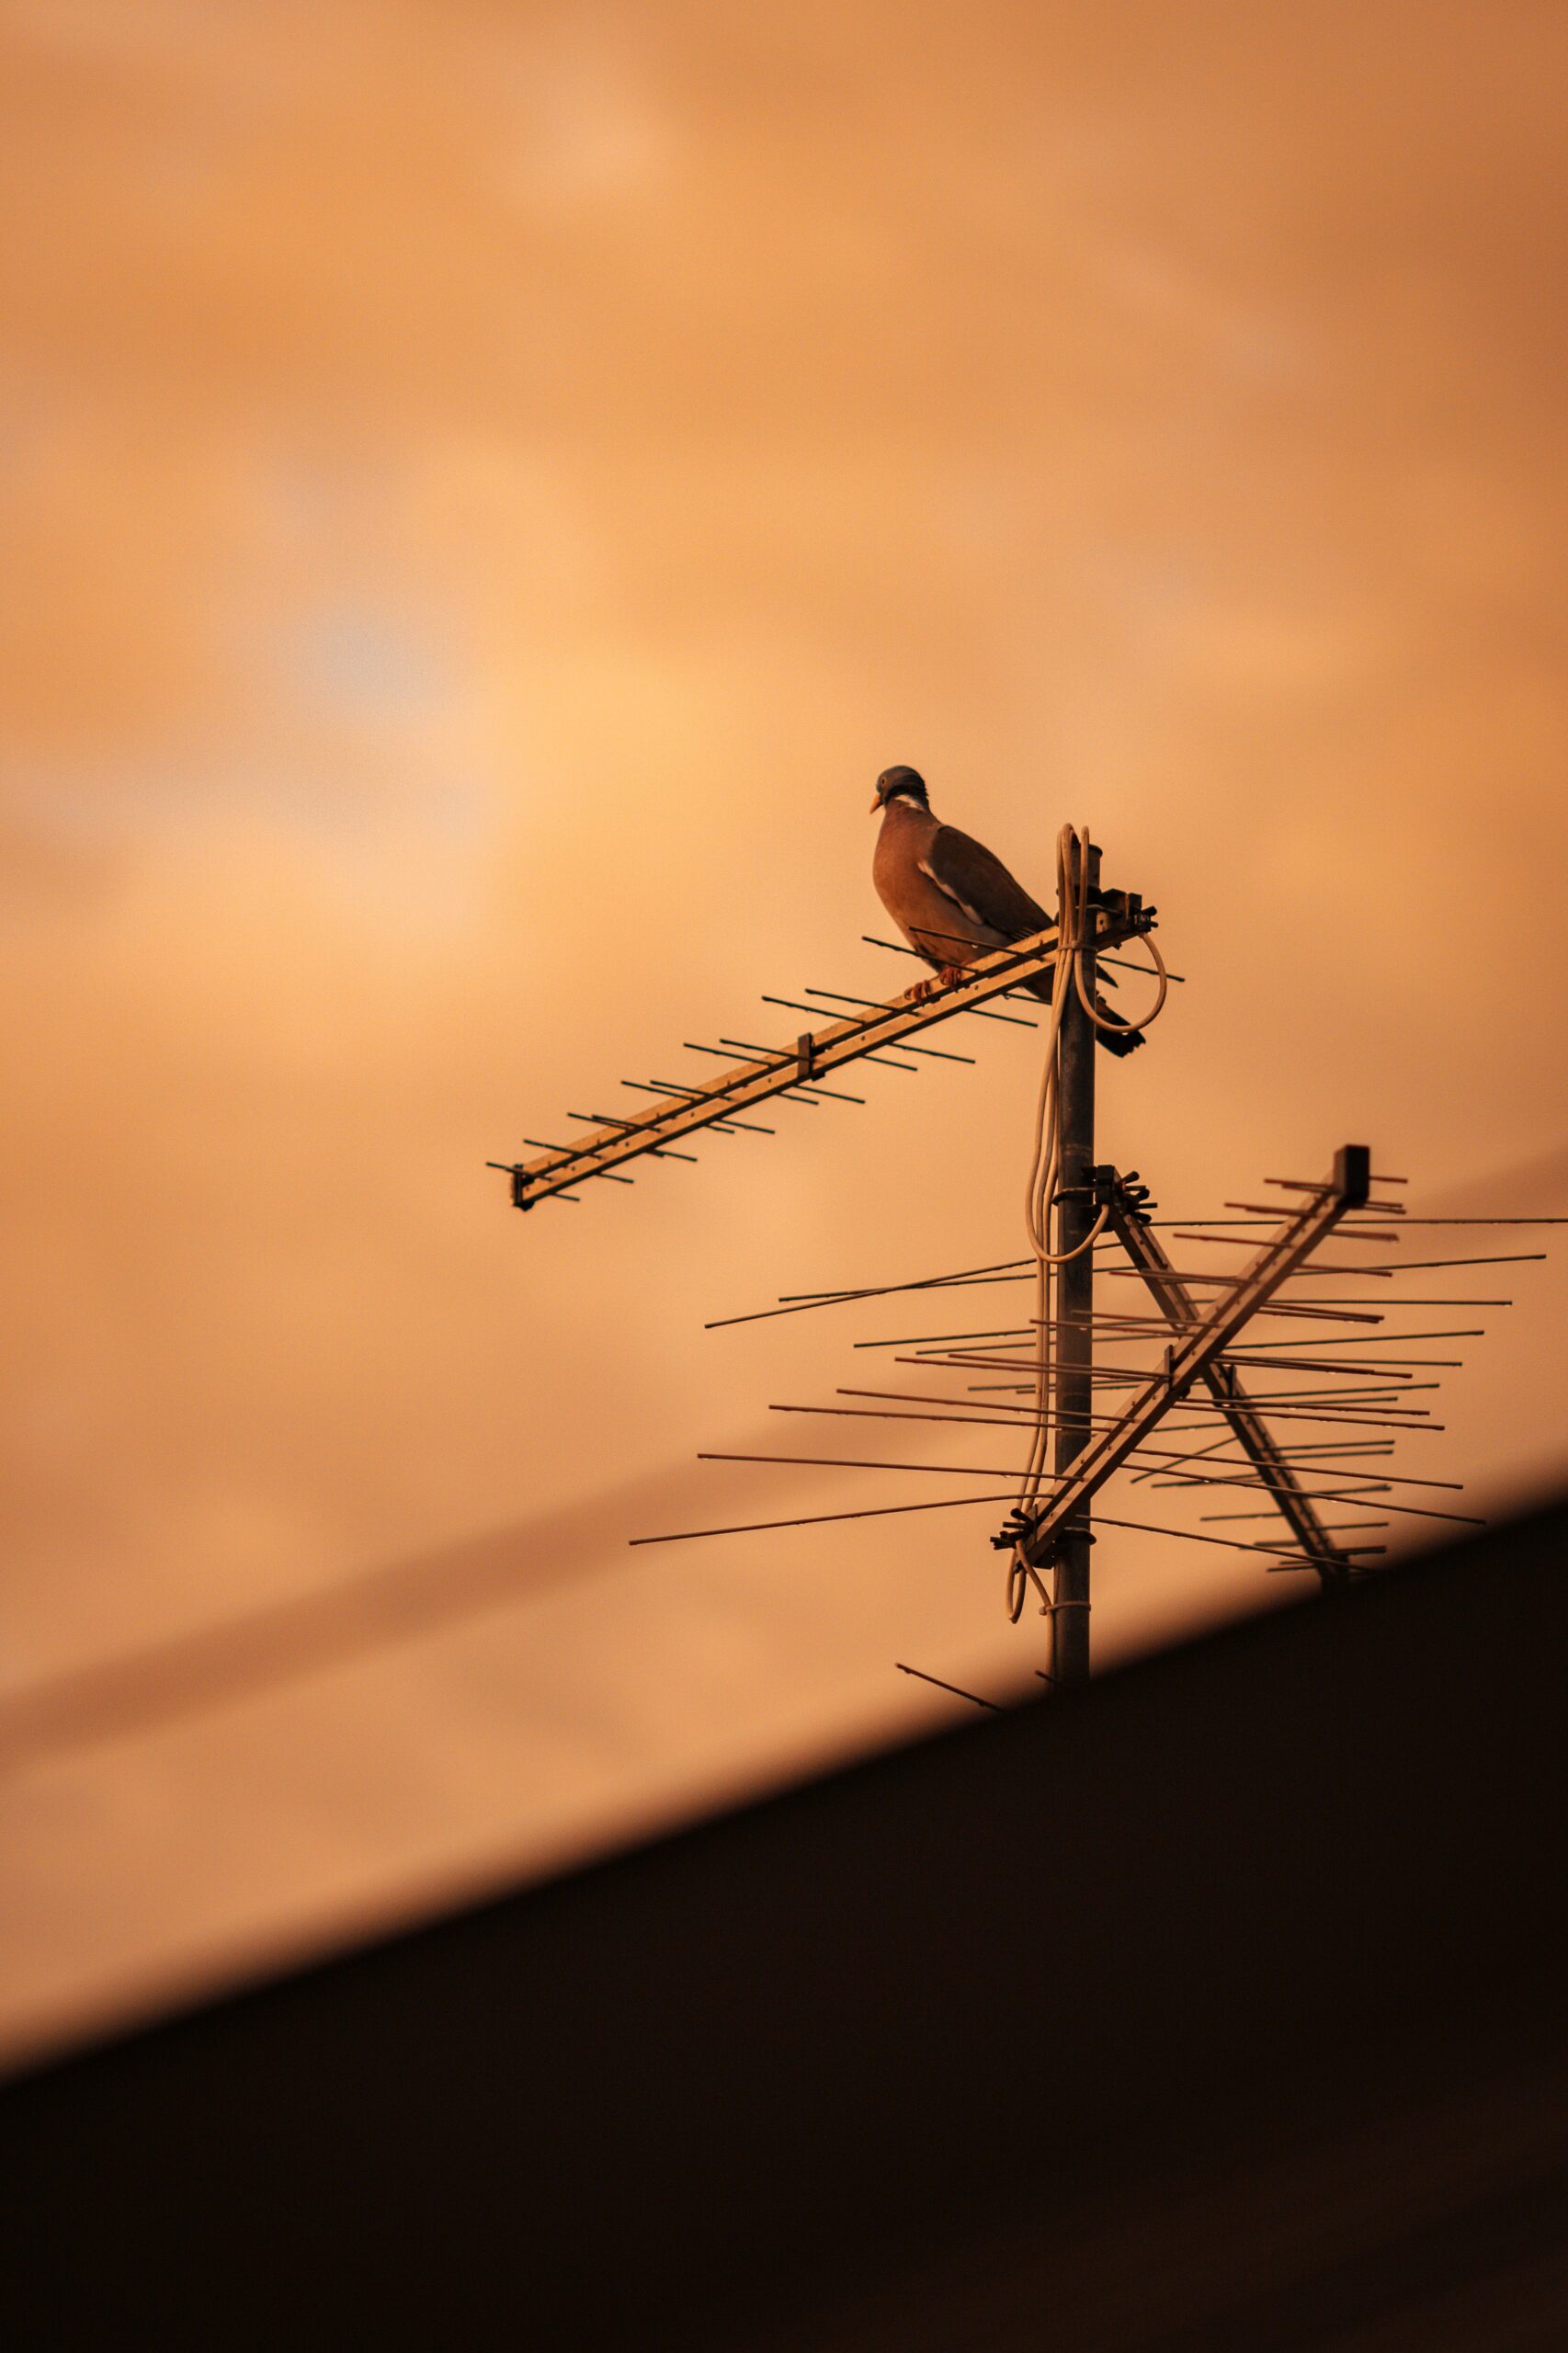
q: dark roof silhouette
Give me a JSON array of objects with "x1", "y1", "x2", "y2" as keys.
[{"x1": 4, "y1": 1498, "x2": 1567, "y2": 2349}]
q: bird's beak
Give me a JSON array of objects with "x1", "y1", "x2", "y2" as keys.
[{"x1": 869, "y1": 792, "x2": 881, "y2": 813}]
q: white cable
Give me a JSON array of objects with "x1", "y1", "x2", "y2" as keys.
[{"x1": 1074, "y1": 925, "x2": 1169, "y2": 1033}]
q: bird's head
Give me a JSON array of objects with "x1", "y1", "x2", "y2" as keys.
[{"x1": 870, "y1": 765, "x2": 929, "y2": 814}]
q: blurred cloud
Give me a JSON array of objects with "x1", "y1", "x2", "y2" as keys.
[
  {"x1": 1, "y1": 0, "x2": 1564, "y2": 2061},
  {"x1": 0, "y1": 1419, "x2": 787, "y2": 1775}
]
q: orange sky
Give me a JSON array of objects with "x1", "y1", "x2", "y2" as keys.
[{"x1": 3, "y1": 0, "x2": 1566, "y2": 2063}]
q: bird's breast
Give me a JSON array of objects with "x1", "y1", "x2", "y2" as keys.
[{"x1": 874, "y1": 807, "x2": 990, "y2": 963}]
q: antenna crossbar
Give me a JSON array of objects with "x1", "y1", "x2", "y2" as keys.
[
  {"x1": 1097, "y1": 1171, "x2": 1359, "y2": 1587},
  {"x1": 1008, "y1": 1145, "x2": 1372, "y2": 1576},
  {"x1": 501, "y1": 898, "x2": 1153, "y2": 1206}
]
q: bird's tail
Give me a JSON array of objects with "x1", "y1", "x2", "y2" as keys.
[{"x1": 1015, "y1": 964, "x2": 1144, "y2": 1055}]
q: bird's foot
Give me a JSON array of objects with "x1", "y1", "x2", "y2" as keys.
[{"x1": 904, "y1": 963, "x2": 970, "y2": 1004}]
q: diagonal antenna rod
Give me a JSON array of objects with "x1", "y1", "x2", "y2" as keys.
[
  {"x1": 1006, "y1": 1145, "x2": 1375, "y2": 1584},
  {"x1": 497, "y1": 892, "x2": 1155, "y2": 1208},
  {"x1": 893, "y1": 1662, "x2": 1003, "y2": 1711}
]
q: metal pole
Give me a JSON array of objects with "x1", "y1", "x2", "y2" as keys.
[{"x1": 1051, "y1": 837, "x2": 1098, "y2": 1687}]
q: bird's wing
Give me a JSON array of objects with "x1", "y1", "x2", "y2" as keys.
[{"x1": 920, "y1": 825, "x2": 1051, "y2": 940}]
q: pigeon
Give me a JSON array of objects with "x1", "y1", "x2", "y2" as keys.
[{"x1": 869, "y1": 765, "x2": 1143, "y2": 1053}]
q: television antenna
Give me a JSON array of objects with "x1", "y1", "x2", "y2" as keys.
[{"x1": 494, "y1": 832, "x2": 1548, "y2": 1691}]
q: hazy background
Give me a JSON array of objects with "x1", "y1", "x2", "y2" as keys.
[{"x1": 3, "y1": 0, "x2": 1565, "y2": 2063}]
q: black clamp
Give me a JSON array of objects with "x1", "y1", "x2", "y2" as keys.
[
  {"x1": 991, "y1": 1508, "x2": 1097, "y2": 1555},
  {"x1": 1089, "y1": 1163, "x2": 1158, "y2": 1222},
  {"x1": 1093, "y1": 886, "x2": 1157, "y2": 934}
]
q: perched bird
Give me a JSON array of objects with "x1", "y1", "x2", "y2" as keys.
[{"x1": 869, "y1": 766, "x2": 1142, "y2": 1053}]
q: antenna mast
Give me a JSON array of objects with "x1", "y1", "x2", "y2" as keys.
[{"x1": 1050, "y1": 835, "x2": 1098, "y2": 1688}]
